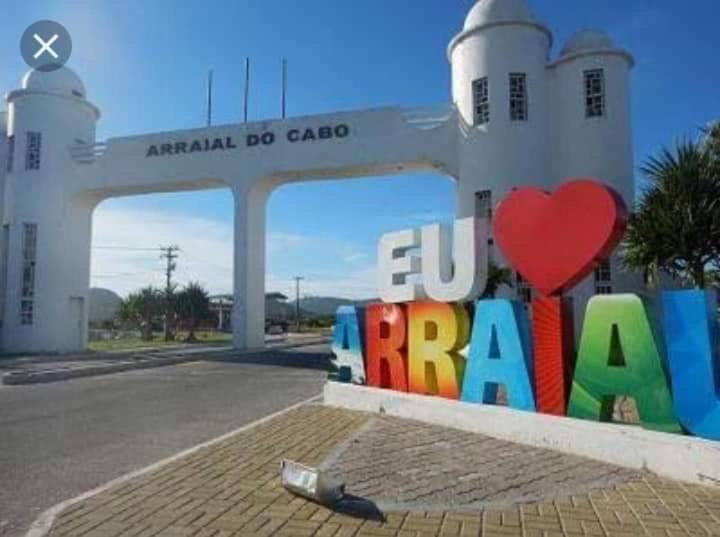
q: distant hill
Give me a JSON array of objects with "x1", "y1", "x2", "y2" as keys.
[{"x1": 294, "y1": 296, "x2": 379, "y2": 317}]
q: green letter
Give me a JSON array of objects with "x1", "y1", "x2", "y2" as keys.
[{"x1": 568, "y1": 294, "x2": 681, "y2": 433}]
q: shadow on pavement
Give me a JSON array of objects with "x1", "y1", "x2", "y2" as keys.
[
  {"x1": 211, "y1": 350, "x2": 335, "y2": 372},
  {"x1": 333, "y1": 494, "x2": 386, "y2": 522}
]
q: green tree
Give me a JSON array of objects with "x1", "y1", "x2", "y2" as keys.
[
  {"x1": 703, "y1": 121, "x2": 720, "y2": 158},
  {"x1": 119, "y1": 286, "x2": 165, "y2": 341},
  {"x1": 622, "y1": 135, "x2": 720, "y2": 288},
  {"x1": 175, "y1": 281, "x2": 212, "y2": 342},
  {"x1": 481, "y1": 262, "x2": 514, "y2": 299}
]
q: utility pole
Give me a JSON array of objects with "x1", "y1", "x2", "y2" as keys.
[
  {"x1": 160, "y1": 246, "x2": 180, "y2": 341},
  {"x1": 293, "y1": 276, "x2": 304, "y2": 333}
]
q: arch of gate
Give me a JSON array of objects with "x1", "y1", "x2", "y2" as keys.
[{"x1": 59, "y1": 106, "x2": 457, "y2": 352}]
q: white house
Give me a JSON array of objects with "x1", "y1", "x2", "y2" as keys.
[{"x1": 0, "y1": 0, "x2": 636, "y2": 353}]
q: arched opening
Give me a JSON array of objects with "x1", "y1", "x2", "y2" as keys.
[
  {"x1": 88, "y1": 187, "x2": 234, "y2": 351},
  {"x1": 263, "y1": 171, "x2": 455, "y2": 334}
]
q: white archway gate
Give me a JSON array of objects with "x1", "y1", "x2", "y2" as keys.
[
  {"x1": 2, "y1": 105, "x2": 457, "y2": 353},
  {"x1": 0, "y1": 0, "x2": 637, "y2": 352}
]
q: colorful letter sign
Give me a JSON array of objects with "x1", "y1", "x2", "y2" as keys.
[{"x1": 330, "y1": 177, "x2": 720, "y2": 443}]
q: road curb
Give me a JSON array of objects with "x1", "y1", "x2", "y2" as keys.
[
  {"x1": 3, "y1": 337, "x2": 330, "y2": 385},
  {"x1": 23, "y1": 394, "x2": 322, "y2": 537}
]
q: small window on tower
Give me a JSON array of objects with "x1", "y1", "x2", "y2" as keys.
[
  {"x1": 509, "y1": 73, "x2": 528, "y2": 121},
  {"x1": 25, "y1": 132, "x2": 42, "y2": 170},
  {"x1": 594, "y1": 260, "x2": 612, "y2": 282},
  {"x1": 475, "y1": 190, "x2": 492, "y2": 219},
  {"x1": 6, "y1": 135, "x2": 14, "y2": 173},
  {"x1": 472, "y1": 77, "x2": 490, "y2": 125},
  {"x1": 594, "y1": 259, "x2": 612, "y2": 295},
  {"x1": 20, "y1": 222, "x2": 37, "y2": 326},
  {"x1": 584, "y1": 69, "x2": 605, "y2": 118}
]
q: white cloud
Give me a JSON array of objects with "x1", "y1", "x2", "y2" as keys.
[
  {"x1": 91, "y1": 207, "x2": 378, "y2": 299},
  {"x1": 342, "y1": 252, "x2": 369, "y2": 264},
  {"x1": 409, "y1": 211, "x2": 454, "y2": 224},
  {"x1": 91, "y1": 207, "x2": 233, "y2": 296}
]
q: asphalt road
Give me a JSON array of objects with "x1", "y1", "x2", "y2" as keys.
[{"x1": 0, "y1": 344, "x2": 331, "y2": 537}]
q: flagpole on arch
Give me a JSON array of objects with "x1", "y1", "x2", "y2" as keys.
[{"x1": 206, "y1": 69, "x2": 213, "y2": 127}]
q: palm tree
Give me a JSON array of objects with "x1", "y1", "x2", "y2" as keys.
[
  {"x1": 175, "y1": 281, "x2": 211, "y2": 342},
  {"x1": 622, "y1": 137, "x2": 720, "y2": 288},
  {"x1": 481, "y1": 262, "x2": 514, "y2": 299},
  {"x1": 703, "y1": 121, "x2": 720, "y2": 158},
  {"x1": 119, "y1": 286, "x2": 165, "y2": 341}
]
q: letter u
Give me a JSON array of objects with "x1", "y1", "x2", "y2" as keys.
[
  {"x1": 663, "y1": 290, "x2": 720, "y2": 440},
  {"x1": 421, "y1": 217, "x2": 488, "y2": 303}
]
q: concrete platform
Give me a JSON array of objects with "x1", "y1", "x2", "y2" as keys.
[{"x1": 324, "y1": 382, "x2": 720, "y2": 487}]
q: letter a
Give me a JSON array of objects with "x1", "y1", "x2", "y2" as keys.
[
  {"x1": 461, "y1": 299, "x2": 535, "y2": 411},
  {"x1": 662, "y1": 290, "x2": 720, "y2": 440},
  {"x1": 331, "y1": 306, "x2": 366, "y2": 384},
  {"x1": 567, "y1": 294, "x2": 681, "y2": 433}
]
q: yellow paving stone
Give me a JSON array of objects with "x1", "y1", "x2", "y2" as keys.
[{"x1": 42, "y1": 405, "x2": 720, "y2": 537}]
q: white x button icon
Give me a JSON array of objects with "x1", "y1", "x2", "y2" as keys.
[
  {"x1": 32, "y1": 33, "x2": 60, "y2": 59},
  {"x1": 21, "y1": 20, "x2": 72, "y2": 72}
]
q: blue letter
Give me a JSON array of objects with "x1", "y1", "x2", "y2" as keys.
[
  {"x1": 331, "y1": 306, "x2": 366, "y2": 384},
  {"x1": 663, "y1": 290, "x2": 720, "y2": 440},
  {"x1": 461, "y1": 299, "x2": 535, "y2": 411}
]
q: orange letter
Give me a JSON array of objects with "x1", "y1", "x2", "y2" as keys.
[
  {"x1": 366, "y1": 303, "x2": 408, "y2": 391},
  {"x1": 407, "y1": 301, "x2": 469, "y2": 400}
]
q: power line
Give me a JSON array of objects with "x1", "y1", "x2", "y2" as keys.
[
  {"x1": 93, "y1": 272, "x2": 158, "y2": 278},
  {"x1": 93, "y1": 246, "x2": 164, "y2": 252}
]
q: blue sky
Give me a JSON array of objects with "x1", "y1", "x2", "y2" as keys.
[{"x1": 0, "y1": 0, "x2": 717, "y2": 299}]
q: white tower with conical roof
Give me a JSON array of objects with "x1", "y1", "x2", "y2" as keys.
[
  {"x1": 2, "y1": 66, "x2": 100, "y2": 351},
  {"x1": 450, "y1": 0, "x2": 636, "y2": 326}
]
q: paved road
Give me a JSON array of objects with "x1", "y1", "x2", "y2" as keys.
[{"x1": 0, "y1": 344, "x2": 331, "y2": 537}]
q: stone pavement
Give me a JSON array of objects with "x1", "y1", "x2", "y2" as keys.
[{"x1": 46, "y1": 404, "x2": 720, "y2": 537}]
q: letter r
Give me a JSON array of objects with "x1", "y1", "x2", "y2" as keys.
[{"x1": 366, "y1": 303, "x2": 408, "y2": 391}]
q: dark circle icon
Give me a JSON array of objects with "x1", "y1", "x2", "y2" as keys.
[{"x1": 20, "y1": 20, "x2": 72, "y2": 72}]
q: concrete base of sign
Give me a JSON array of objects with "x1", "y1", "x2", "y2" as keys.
[{"x1": 323, "y1": 382, "x2": 720, "y2": 486}]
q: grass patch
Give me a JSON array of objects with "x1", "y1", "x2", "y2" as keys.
[{"x1": 88, "y1": 331, "x2": 232, "y2": 352}]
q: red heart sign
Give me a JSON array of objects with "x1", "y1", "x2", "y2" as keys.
[{"x1": 494, "y1": 179, "x2": 628, "y2": 297}]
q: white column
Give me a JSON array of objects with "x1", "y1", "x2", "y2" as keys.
[
  {"x1": 232, "y1": 184, "x2": 270, "y2": 349},
  {"x1": 2, "y1": 195, "x2": 96, "y2": 353}
]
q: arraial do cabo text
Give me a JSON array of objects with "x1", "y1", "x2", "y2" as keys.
[{"x1": 146, "y1": 124, "x2": 351, "y2": 158}]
